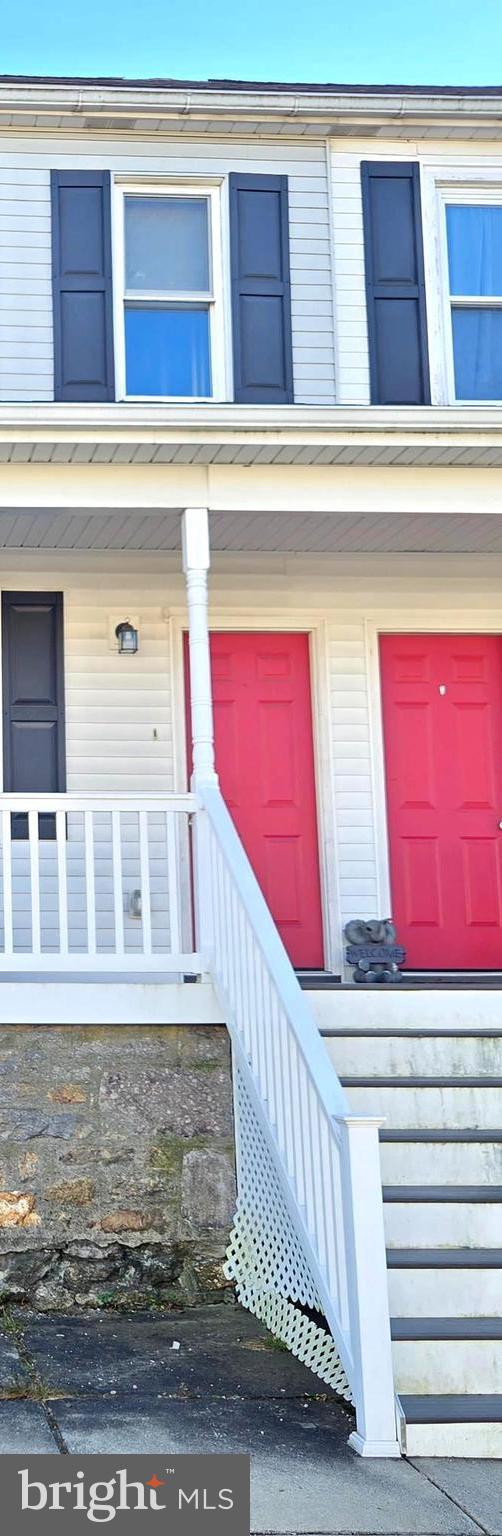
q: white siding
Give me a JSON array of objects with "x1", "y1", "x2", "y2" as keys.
[
  {"x1": 330, "y1": 152, "x2": 370, "y2": 404},
  {"x1": 0, "y1": 167, "x2": 53, "y2": 401},
  {"x1": 0, "y1": 135, "x2": 336, "y2": 406},
  {"x1": 327, "y1": 621, "x2": 377, "y2": 922}
]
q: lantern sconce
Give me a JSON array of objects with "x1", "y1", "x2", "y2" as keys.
[{"x1": 115, "y1": 619, "x2": 139, "y2": 656}]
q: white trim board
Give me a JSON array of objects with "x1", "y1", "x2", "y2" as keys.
[{"x1": 0, "y1": 979, "x2": 224, "y2": 1027}]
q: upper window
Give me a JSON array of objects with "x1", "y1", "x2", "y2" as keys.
[
  {"x1": 446, "y1": 203, "x2": 502, "y2": 400},
  {"x1": 115, "y1": 184, "x2": 225, "y2": 400}
]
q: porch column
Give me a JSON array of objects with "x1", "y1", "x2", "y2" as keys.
[{"x1": 181, "y1": 506, "x2": 218, "y2": 788}]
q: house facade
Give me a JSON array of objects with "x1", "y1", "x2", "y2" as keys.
[{"x1": 0, "y1": 74, "x2": 501, "y2": 1458}]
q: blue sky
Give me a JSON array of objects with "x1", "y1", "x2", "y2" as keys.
[{"x1": 2, "y1": 0, "x2": 502, "y2": 86}]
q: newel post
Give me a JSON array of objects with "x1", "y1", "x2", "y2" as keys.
[
  {"x1": 337, "y1": 1114, "x2": 401, "y2": 1457},
  {"x1": 182, "y1": 507, "x2": 217, "y2": 967}
]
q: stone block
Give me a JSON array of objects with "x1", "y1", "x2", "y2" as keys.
[
  {"x1": 0, "y1": 1192, "x2": 40, "y2": 1228},
  {"x1": 47, "y1": 1179, "x2": 95, "y2": 1206},
  {"x1": 99, "y1": 1066, "x2": 233, "y2": 1139},
  {"x1": 181, "y1": 1150, "x2": 236, "y2": 1235}
]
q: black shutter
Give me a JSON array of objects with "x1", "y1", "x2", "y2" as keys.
[
  {"x1": 229, "y1": 173, "x2": 293, "y2": 403},
  {"x1": 2, "y1": 593, "x2": 66, "y2": 840},
  {"x1": 51, "y1": 170, "x2": 115, "y2": 402},
  {"x1": 361, "y1": 161, "x2": 430, "y2": 405}
]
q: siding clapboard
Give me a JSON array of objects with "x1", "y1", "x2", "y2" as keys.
[{"x1": 0, "y1": 136, "x2": 335, "y2": 404}]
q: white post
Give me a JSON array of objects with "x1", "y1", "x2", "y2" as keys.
[
  {"x1": 182, "y1": 507, "x2": 217, "y2": 967},
  {"x1": 337, "y1": 1114, "x2": 401, "y2": 1457},
  {"x1": 181, "y1": 507, "x2": 218, "y2": 789}
]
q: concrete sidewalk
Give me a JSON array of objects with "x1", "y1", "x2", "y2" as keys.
[{"x1": 0, "y1": 1302, "x2": 500, "y2": 1534}]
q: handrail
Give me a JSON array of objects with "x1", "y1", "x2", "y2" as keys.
[
  {"x1": 195, "y1": 780, "x2": 400, "y2": 1457},
  {"x1": 0, "y1": 792, "x2": 199, "y2": 812}
]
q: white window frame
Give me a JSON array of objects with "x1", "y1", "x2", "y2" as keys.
[
  {"x1": 112, "y1": 178, "x2": 227, "y2": 403},
  {"x1": 435, "y1": 180, "x2": 502, "y2": 405}
]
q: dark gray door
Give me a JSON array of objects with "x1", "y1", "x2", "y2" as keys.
[{"x1": 2, "y1": 592, "x2": 66, "y2": 838}]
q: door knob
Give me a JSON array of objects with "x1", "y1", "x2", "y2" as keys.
[{"x1": 498, "y1": 821, "x2": 502, "y2": 830}]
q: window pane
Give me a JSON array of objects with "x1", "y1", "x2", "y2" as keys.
[
  {"x1": 125, "y1": 306, "x2": 211, "y2": 396},
  {"x1": 452, "y1": 307, "x2": 502, "y2": 399},
  {"x1": 447, "y1": 205, "x2": 502, "y2": 296},
  {"x1": 125, "y1": 197, "x2": 210, "y2": 292}
]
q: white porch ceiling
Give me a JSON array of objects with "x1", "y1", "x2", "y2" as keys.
[{"x1": 3, "y1": 507, "x2": 502, "y2": 554}]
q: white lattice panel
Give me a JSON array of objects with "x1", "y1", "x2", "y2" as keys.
[{"x1": 225, "y1": 1064, "x2": 352, "y2": 1401}]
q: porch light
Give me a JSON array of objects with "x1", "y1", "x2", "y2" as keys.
[{"x1": 115, "y1": 619, "x2": 138, "y2": 655}]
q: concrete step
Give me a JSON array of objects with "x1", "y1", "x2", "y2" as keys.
[
  {"x1": 324, "y1": 1031, "x2": 502, "y2": 1078},
  {"x1": 307, "y1": 986, "x2": 502, "y2": 1033},
  {"x1": 379, "y1": 1131, "x2": 502, "y2": 1185},
  {"x1": 400, "y1": 1394, "x2": 502, "y2": 1456},
  {"x1": 395, "y1": 1343, "x2": 502, "y2": 1397},
  {"x1": 388, "y1": 1259, "x2": 502, "y2": 1319},
  {"x1": 393, "y1": 1332, "x2": 502, "y2": 1395},
  {"x1": 342, "y1": 1079, "x2": 502, "y2": 1128},
  {"x1": 383, "y1": 1186, "x2": 502, "y2": 1247}
]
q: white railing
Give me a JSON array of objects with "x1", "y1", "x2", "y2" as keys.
[
  {"x1": 0, "y1": 792, "x2": 200, "y2": 973},
  {"x1": 195, "y1": 782, "x2": 400, "y2": 1458}
]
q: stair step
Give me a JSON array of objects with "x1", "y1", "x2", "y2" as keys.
[
  {"x1": 344, "y1": 1082, "x2": 501, "y2": 1128},
  {"x1": 388, "y1": 1260, "x2": 502, "y2": 1318},
  {"x1": 387, "y1": 1247, "x2": 502, "y2": 1267},
  {"x1": 380, "y1": 1136, "x2": 502, "y2": 1186},
  {"x1": 383, "y1": 1185, "x2": 502, "y2": 1202},
  {"x1": 392, "y1": 1318, "x2": 502, "y2": 1340},
  {"x1": 401, "y1": 1392, "x2": 502, "y2": 1454},
  {"x1": 384, "y1": 1196, "x2": 502, "y2": 1248},
  {"x1": 329, "y1": 1037, "x2": 502, "y2": 1076},
  {"x1": 401, "y1": 1393, "x2": 502, "y2": 1424}
]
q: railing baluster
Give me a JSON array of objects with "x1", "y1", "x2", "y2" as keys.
[
  {"x1": 2, "y1": 808, "x2": 13, "y2": 958},
  {"x1": 111, "y1": 810, "x2": 124, "y2": 957},
  {"x1": 56, "y1": 809, "x2": 68, "y2": 957},
  {"x1": 166, "y1": 811, "x2": 181, "y2": 958},
  {"x1": 138, "y1": 810, "x2": 152, "y2": 957},
  {"x1": 28, "y1": 809, "x2": 41, "y2": 957},
  {"x1": 320, "y1": 1110, "x2": 340, "y2": 1305},
  {"x1": 289, "y1": 1037, "x2": 307, "y2": 1209},
  {"x1": 84, "y1": 809, "x2": 97, "y2": 956}
]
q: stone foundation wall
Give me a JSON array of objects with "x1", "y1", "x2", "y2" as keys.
[{"x1": 0, "y1": 1025, "x2": 236, "y2": 1311}]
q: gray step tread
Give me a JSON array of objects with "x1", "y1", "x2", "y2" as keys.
[
  {"x1": 401, "y1": 1394, "x2": 502, "y2": 1424},
  {"x1": 322, "y1": 1028, "x2": 502, "y2": 1037},
  {"x1": 383, "y1": 1185, "x2": 502, "y2": 1203},
  {"x1": 341, "y1": 1075, "x2": 502, "y2": 1087},
  {"x1": 387, "y1": 1247, "x2": 502, "y2": 1268},
  {"x1": 392, "y1": 1318, "x2": 502, "y2": 1340},
  {"x1": 380, "y1": 1128, "x2": 502, "y2": 1142}
]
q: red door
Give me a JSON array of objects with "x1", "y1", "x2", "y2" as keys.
[
  {"x1": 185, "y1": 632, "x2": 324, "y2": 968},
  {"x1": 380, "y1": 634, "x2": 502, "y2": 969}
]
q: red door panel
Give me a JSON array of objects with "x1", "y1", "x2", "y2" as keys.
[
  {"x1": 185, "y1": 632, "x2": 323, "y2": 968},
  {"x1": 380, "y1": 634, "x2": 502, "y2": 968}
]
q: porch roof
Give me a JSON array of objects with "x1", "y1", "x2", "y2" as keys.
[{"x1": 4, "y1": 404, "x2": 502, "y2": 469}]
